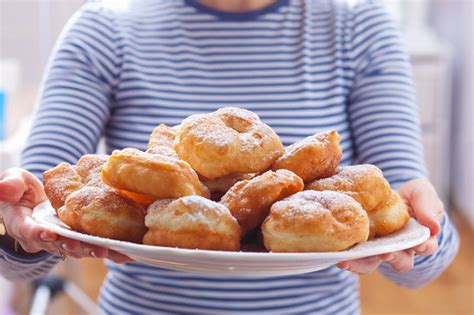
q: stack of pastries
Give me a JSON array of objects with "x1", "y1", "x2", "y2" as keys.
[{"x1": 43, "y1": 107, "x2": 410, "y2": 252}]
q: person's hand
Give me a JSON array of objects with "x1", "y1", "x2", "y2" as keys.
[
  {"x1": 336, "y1": 178, "x2": 444, "y2": 274},
  {"x1": 0, "y1": 168, "x2": 132, "y2": 263}
]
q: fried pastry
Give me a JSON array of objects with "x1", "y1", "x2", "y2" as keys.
[
  {"x1": 101, "y1": 148, "x2": 205, "y2": 199},
  {"x1": 75, "y1": 154, "x2": 108, "y2": 186},
  {"x1": 174, "y1": 107, "x2": 284, "y2": 179},
  {"x1": 143, "y1": 196, "x2": 240, "y2": 251},
  {"x1": 368, "y1": 189, "x2": 410, "y2": 238},
  {"x1": 201, "y1": 173, "x2": 256, "y2": 194},
  {"x1": 43, "y1": 163, "x2": 84, "y2": 210},
  {"x1": 220, "y1": 169, "x2": 304, "y2": 237},
  {"x1": 306, "y1": 164, "x2": 391, "y2": 212},
  {"x1": 272, "y1": 130, "x2": 342, "y2": 183},
  {"x1": 43, "y1": 154, "x2": 147, "y2": 242},
  {"x1": 262, "y1": 190, "x2": 369, "y2": 252},
  {"x1": 58, "y1": 186, "x2": 146, "y2": 243},
  {"x1": 146, "y1": 124, "x2": 179, "y2": 158}
]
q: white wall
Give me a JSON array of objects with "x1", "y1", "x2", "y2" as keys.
[
  {"x1": 0, "y1": 0, "x2": 85, "y2": 85},
  {"x1": 430, "y1": 0, "x2": 474, "y2": 227},
  {"x1": 0, "y1": 0, "x2": 84, "y2": 137}
]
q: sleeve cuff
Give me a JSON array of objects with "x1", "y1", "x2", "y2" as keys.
[{"x1": 0, "y1": 247, "x2": 57, "y2": 264}]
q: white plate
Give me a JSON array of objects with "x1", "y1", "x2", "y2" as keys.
[{"x1": 32, "y1": 201, "x2": 430, "y2": 277}]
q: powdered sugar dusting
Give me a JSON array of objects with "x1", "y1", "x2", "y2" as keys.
[
  {"x1": 180, "y1": 195, "x2": 230, "y2": 215},
  {"x1": 291, "y1": 190, "x2": 352, "y2": 205},
  {"x1": 310, "y1": 164, "x2": 380, "y2": 187},
  {"x1": 147, "y1": 196, "x2": 236, "y2": 233},
  {"x1": 279, "y1": 130, "x2": 334, "y2": 160},
  {"x1": 340, "y1": 164, "x2": 381, "y2": 180},
  {"x1": 272, "y1": 190, "x2": 359, "y2": 220},
  {"x1": 312, "y1": 190, "x2": 357, "y2": 207},
  {"x1": 239, "y1": 130, "x2": 265, "y2": 153},
  {"x1": 193, "y1": 123, "x2": 235, "y2": 148},
  {"x1": 44, "y1": 163, "x2": 84, "y2": 203},
  {"x1": 215, "y1": 107, "x2": 259, "y2": 122}
]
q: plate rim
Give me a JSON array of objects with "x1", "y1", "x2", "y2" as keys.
[{"x1": 32, "y1": 200, "x2": 431, "y2": 261}]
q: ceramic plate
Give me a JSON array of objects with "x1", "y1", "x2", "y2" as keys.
[{"x1": 32, "y1": 201, "x2": 430, "y2": 277}]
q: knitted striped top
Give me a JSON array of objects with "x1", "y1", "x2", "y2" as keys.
[{"x1": 1, "y1": 0, "x2": 459, "y2": 314}]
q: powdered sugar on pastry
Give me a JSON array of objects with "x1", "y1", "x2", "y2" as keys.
[
  {"x1": 174, "y1": 107, "x2": 284, "y2": 179},
  {"x1": 144, "y1": 196, "x2": 240, "y2": 251}
]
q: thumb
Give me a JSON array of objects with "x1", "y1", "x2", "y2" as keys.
[
  {"x1": 0, "y1": 172, "x2": 26, "y2": 204},
  {"x1": 0, "y1": 168, "x2": 46, "y2": 207},
  {"x1": 399, "y1": 179, "x2": 442, "y2": 236}
]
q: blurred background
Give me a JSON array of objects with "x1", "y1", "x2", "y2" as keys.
[{"x1": 0, "y1": 0, "x2": 472, "y2": 314}]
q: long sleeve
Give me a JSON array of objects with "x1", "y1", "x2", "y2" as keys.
[
  {"x1": 0, "y1": 248, "x2": 61, "y2": 282},
  {"x1": 1, "y1": 3, "x2": 120, "y2": 281},
  {"x1": 348, "y1": 1, "x2": 459, "y2": 288},
  {"x1": 21, "y1": 3, "x2": 120, "y2": 178}
]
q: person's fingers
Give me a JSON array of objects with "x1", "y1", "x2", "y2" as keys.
[
  {"x1": 337, "y1": 255, "x2": 385, "y2": 275},
  {"x1": 398, "y1": 179, "x2": 442, "y2": 236},
  {"x1": 54, "y1": 238, "x2": 81, "y2": 255},
  {"x1": 386, "y1": 250, "x2": 414, "y2": 272},
  {"x1": 17, "y1": 215, "x2": 57, "y2": 243},
  {"x1": 0, "y1": 168, "x2": 46, "y2": 207},
  {"x1": 336, "y1": 253, "x2": 394, "y2": 269},
  {"x1": 2, "y1": 205, "x2": 62, "y2": 255},
  {"x1": 11, "y1": 220, "x2": 59, "y2": 254},
  {"x1": 0, "y1": 175, "x2": 25, "y2": 204},
  {"x1": 79, "y1": 243, "x2": 109, "y2": 259},
  {"x1": 16, "y1": 242, "x2": 39, "y2": 253},
  {"x1": 27, "y1": 217, "x2": 58, "y2": 243},
  {"x1": 413, "y1": 236, "x2": 438, "y2": 256},
  {"x1": 107, "y1": 250, "x2": 134, "y2": 264},
  {"x1": 1, "y1": 201, "x2": 114, "y2": 260},
  {"x1": 51, "y1": 237, "x2": 110, "y2": 259}
]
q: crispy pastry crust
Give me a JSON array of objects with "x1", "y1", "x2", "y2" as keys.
[
  {"x1": 43, "y1": 163, "x2": 84, "y2": 210},
  {"x1": 43, "y1": 154, "x2": 146, "y2": 243},
  {"x1": 368, "y1": 189, "x2": 410, "y2": 238},
  {"x1": 262, "y1": 190, "x2": 369, "y2": 252},
  {"x1": 144, "y1": 196, "x2": 240, "y2": 251},
  {"x1": 101, "y1": 148, "x2": 205, "y2": 199},
  {"x1": 146, "y1": 124, "x2": 180, "y2": 158},
  {"x1": 306, "y1": 164, "x2": 391, "y2": 212},
  {"x1": 272, "y1": 130, "x2": 342, "y2": 183},
  {"x1": 220, "y1": 169, "x2": 304, "y2": 237},
  {"x1": 174, "y1": 107, "x2": 284, "y2": 179}
]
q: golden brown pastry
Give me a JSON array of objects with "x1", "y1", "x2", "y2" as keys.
[
  {"x1": 77, "y1": 154, "x2": 158, "y2": 205},
  {"x1": 43, "y1": 163, "x2": 84, "y2": 210},
  {"x1": 272, "y1": 130, "x2": 342, "y2": 183},
  {"x1": 368, "y1": 189, "x2": 410, "y2": 238},
  {"x1": 262, "y1": 190, "x2": 369, "y2": 252},
  {"x1": 220, "y1": 169, "x2": 304, "y2": 237},
  {"x1": 58, "y1": 186, "x2": 146, "y2": 243},
  {"x1": 146, "y1": 124, "x2": 179, "y2": 158},
  {"x1": 306, "y1": 164, "x2": 391, "y2": 212},
  {"x1": 75, "y1": 154, "x2": 108, "y2": 186},
  {"x1": 43, "y1": 154, "x2": 147, "y2": 243},
  {"x1": 101, "y1": 148, "x2": 205, "y2": 199},
  {"x1": 143, "y1": 196, "x2": 240, "y2": 251},
  {"x1": 174, "y1": 107, "x2": 284, "y2": 179},
  {"x1": 115, "y1": 190, "x2": 158, "y2": 206},
  {"x1": 201, "y1": 173, "x2": 256, "y2": 194}
]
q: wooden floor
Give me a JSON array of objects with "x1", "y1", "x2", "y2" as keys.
[
  {"x1": 9, "y1": 212, "x2": 474, "y2": 315},
  {"x1": 360, "y1": 212, "x2": 474, "y2": 315}
]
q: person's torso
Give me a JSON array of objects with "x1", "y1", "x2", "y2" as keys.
[
  {"x1": 99, "y1": 1, "x2": 360, "y2": 314},
  {"x1": 106, "y1": 0, "x2": 355, "y2": 158}
]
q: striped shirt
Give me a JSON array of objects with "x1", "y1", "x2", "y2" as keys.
[{"x1": 1, "y1": 0, "x2": 459, "y2": 314}]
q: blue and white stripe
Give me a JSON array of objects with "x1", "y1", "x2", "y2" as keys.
[
  {"x1": 1, "y1": 0, "x2": 459, "y2": 314},
  {"x1": 0, "y1": 248, "x2": 60, "y2": 281}
]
